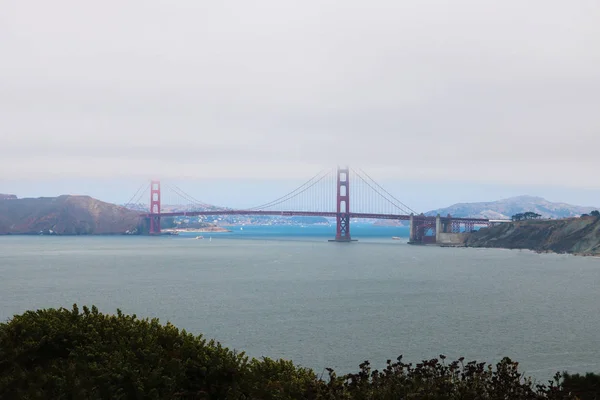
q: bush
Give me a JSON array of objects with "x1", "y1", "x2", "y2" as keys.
[
  {"x1": 0, "y1": 305, "x2": 585, "y2": 399},
  {"x1": 562, "y1": 372, "x2": 600, "y2": 400},
  {"x1": 0, "y1": 305, "x2": 317, "y2": 399}
]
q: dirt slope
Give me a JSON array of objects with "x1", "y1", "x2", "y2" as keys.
[
  {"x1": 465, "y1": 217, "x2": 600, "y2": 255},
  {"x1": 0, "y1": 195, "x2": 142, "y2": 235}
]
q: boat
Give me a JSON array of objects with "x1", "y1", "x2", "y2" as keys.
[
  {"x1": 195, "y1": 236, "x2": 204, "y2": 240},
  {"x1": 392, "y1": 236, "x2": 402, "y2": 240}
]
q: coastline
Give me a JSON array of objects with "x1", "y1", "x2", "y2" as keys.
[
  {"x1": 463, "y1": 243, "x2": 582, "y2": 256},
  {"x1": 462, "y1": 218, "x2": 600, "y2": 257},
  {"x1": 162, "y1": 227, "x2": 232, "y2": 233}
]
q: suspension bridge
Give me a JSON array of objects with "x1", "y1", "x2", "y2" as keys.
[{"x1": 126, "y1": 167, "x2": 491, "y2": 244}]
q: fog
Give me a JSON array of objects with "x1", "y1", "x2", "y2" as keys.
[{"x1": 1, "y1": 1, "x2": 599, "y2": 206}]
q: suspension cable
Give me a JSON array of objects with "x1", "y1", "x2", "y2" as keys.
[
  {"x1": 246, "y1": 168, "x2": 333, "y2": 210},
  {"x1": 255, "y1": 171, "x2": 332, "y2": 210},
  {"x1": 166, "y1": 184, "x2": 226, "y2": 210},
  {"x1": 124, "y1": 182, "x2": 150, "y2": 208},
  {"x1": 355, "y1": 168, "x2": 417, "y2": 214},
  {"x1": 351, "y1": 169, "x2": 414, "y2": 215}
]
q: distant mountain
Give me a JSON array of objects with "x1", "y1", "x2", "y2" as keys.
[
  {"x1": 425, "y1": 195, "x2": 598, "y2": 220},
  {"x1": 0, "y1": 195, "x2": 141, "y2": 235}
]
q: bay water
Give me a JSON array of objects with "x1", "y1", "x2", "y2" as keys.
[{"x1": 2, "y1": 225, "x2": 600, "y2": 381}]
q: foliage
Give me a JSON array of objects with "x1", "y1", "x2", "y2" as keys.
[
  {"x1": 590, "y1": 210, "x2": 600, "y2": 217},
  {"x1": 0, "y1": 305, "x2": 317, "y2": 399},
  {"x1": 0, "y1": 305, "x2": 589, "y2": 399},
  {"x1": 317, "y1": 357, "x2": 574, "y2": 400},
  {"x1": 512, "y1": 212, "x2": 543, "y2": 221},
  {"x1": 562, "y1": 371, "x2": 600, "y2": 400}
]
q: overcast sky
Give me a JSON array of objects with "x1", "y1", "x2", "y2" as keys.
[{"x1": 1, "y1": 1, "x2": 599, "y2": 209}]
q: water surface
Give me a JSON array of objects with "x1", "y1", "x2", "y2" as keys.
[{"x1": 2, "y1": 226, "x2": 599, "y2": 381}]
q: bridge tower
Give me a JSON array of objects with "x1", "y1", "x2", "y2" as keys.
[
  {"x1": 149, "y1": 180, "x2": 161, "y2": 235},
  {"x1": 333, "y1": 166, "x2": 353, "y2": 242}
]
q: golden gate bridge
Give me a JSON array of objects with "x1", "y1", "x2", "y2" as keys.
[{"x1": 126, "y1": 167, "x2": 491, "y2": 244}]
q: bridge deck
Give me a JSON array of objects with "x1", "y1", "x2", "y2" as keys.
[{"x1": 140, "y1": 210, "x2": 490, "y2": 224}]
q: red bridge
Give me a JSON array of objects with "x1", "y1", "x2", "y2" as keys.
[{"x1": 129, "y1": 167, "x2": 491, "y2": 244}]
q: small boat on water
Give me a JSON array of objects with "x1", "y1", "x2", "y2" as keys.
[
  {"x1": 195, "y1": 236, "x2": 204, "y2": 240},
  {"x1": 392, "y1": 236, "x2": 402, "y2": 240}
]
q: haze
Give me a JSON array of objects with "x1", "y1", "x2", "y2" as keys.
[{"x1": 1, "y1": 0, "x2": 599, "y2": 209}]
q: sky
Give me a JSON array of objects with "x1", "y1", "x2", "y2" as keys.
[{"x1": 1, "y1": 0, "x2": 599, "y2": 211}]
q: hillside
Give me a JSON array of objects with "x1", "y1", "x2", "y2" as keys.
[
  {"x1": 465, "y1": 216, "x2": 600, "y2": 255},
  {"x1": 0, "y1": 195, "x2": 142, "y2": 235},
  {"x1": 426, "y1": 195, "x2": 596, "y2": 220}
]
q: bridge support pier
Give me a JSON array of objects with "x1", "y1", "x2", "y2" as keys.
[{"x1": 408, "y1": 214, "x2": 437, "y2": 245}]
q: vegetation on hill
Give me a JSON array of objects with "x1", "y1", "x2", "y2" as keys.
[
  {"x1": 1, "y1": 305, "x2": 597, "y2": 399},
  {"x1": 512, "y1": 211, "x2": 542, "y2": 221},
  {"x1": 582, "y1": 210, "x2": 600, "y2": 218},
  {"x1": 0, "y1": 195, "x2": 141, "y2": 235}
]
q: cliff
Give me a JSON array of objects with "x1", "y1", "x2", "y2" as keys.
[
  {"x1": 465, "y1": 217, "x2": 600, "y2": 255},
  {"x1": 0, "y1": 195, "x2": 142, "y2": 235}
]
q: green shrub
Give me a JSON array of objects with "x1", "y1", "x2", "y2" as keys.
[
  {"x1": 562, "y1": 371, "x2": 600, "y2": 400},
  {"x1": 0, "y1": 305, "x2": 251, "y2": 399},
  {"x1": 0, "y1": 305, "x2": 586, "y2": 399}
]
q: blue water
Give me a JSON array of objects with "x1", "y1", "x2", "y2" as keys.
[
  {"x1": 2, "y1": 226, "x2": 600, "y2": 382},
  {"x1": 198, "y1": 224, "x2": 409, "y2": 240}
]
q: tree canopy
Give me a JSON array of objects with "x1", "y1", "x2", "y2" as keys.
[
  {"x1": 0, "y1": 305, "x2": 593, "y2": 399},
  {"x1": 512, "y1": 212, "x2": 543, "y2": 221}
]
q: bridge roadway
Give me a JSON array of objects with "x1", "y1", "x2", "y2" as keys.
[{"x1": 141, "y1": 210, "x2": 490, "y2": 224}]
